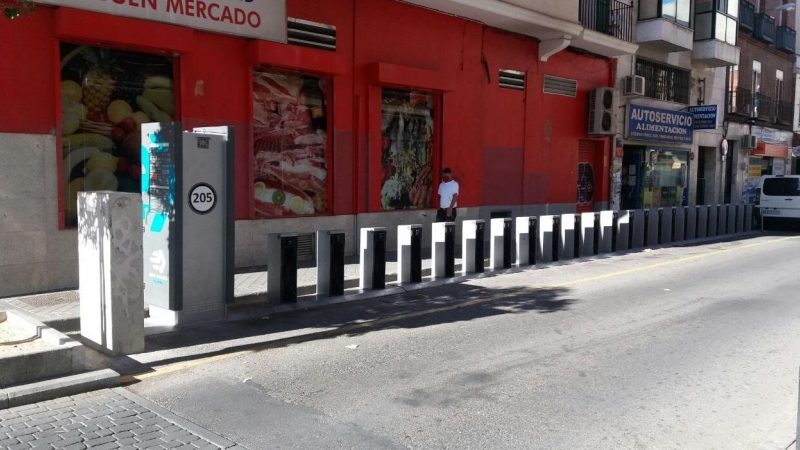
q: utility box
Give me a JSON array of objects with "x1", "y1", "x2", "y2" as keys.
[
  {"x1": 360, "y1": 227, "x2": 386, "y2": 290},
  {"x1": 141, "y1": 123, "x2": 234, "y2": 327},
  {"x1": 398, "y1": 225, "x2": 423, "y2": 284}
]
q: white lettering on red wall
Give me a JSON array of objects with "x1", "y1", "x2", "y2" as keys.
[{"x1": 34, "y1": 0, "x2": 285, "y2": 42}]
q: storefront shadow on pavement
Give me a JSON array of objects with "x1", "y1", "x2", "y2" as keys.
[{"x1": 103, "y1": 283, "x2": 576, "y2": 379}]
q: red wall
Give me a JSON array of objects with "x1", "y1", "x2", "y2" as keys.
[{"x1": 0, "y1": 0, "x2": 613, "y2": 222}]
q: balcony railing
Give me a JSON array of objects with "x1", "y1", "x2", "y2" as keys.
[
  {"x1": 776, "y1": 26, "x2": 796, "y2": 53},
  {"x1": 755, "y1": 93, "x2": 774, "y2": 121},
  {"x1": 580, "y1": 0, "x2": 635, "y2": 42},
  {"x1": 754, "y1": 13, "x2": 776, "y2": 43},
  {"x1": 739, "y1": 1, "x2": 755, "y2": 32},
  {"x1": 776, "y1": 100, "x2": 793, "y2": 124},
  {"x1": 727, "y1": 87, "x2": 753, "y2": 116}
]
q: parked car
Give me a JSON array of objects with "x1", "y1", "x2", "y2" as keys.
[{"x1": 754, "y1": 175, "x2": 800, "y2": 230}]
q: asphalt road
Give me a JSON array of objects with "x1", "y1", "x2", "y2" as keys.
[{"x1": 128, "y1": 232, "x2": 800, "y2": 450}]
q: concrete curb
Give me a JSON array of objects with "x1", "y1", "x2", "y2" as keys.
[
  {"x1": 758, "y1": 410, "x2": 797, "y2": 450},
  {"x1": 0, "y1": 368, "x2": 120, "y2": 409},
  {"x1": 112, "y1": 387, "x2": 245, "y2": 449}
]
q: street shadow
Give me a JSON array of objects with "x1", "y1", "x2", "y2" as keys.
[{"x1": 108, "y1": 283, "x2": 575, "y2": 378}]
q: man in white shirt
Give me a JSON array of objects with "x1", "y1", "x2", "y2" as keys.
[{"x1": 436, "y1": 167, "x2": 459, "y2": 222}]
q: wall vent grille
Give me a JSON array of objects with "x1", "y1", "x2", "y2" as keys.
[
  {"x1": 544, "y1": 75, "x2": 578, "y2": 97},
  {"x1": 288, "y1": 18, "x2": 336, "y2": 51},
  {"x1": 499, "y1": 69, "x2": 525, "y2": 91}
]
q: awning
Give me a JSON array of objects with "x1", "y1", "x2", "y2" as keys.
[{"x1": 752, "y1": 142, "x2": 789, "y2": 158}]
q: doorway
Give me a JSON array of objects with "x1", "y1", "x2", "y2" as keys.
[
  {"x1": 696, "y1": 147, "x2": 707, "y2": 204},
  {"x1": 724, "y1": 140, "x2": 735, "y2": 204},
  {"x1": 577, "y1": 140, "x2": 601, "y2": 213}
]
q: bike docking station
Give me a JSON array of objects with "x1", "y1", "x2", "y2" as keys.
[
  {"x1": 398, "y1": 225, "x2": 423, "y2": 284},
  {"x1": 267, "y1": 233, "x2": 298, "y2": 303},
  {"x1": 360, "y1": 227, "x2": 387, "y2": 290},
  {"x1": 142, "y1": 123, "x2": 235, "y2": 329},
  {"x1": 490, "y1": 218, "x2": 513, "y2": 270},
  {"x1": 432, "y1": 222, "x2": 456, "y2": 279},
  {"x1": 462, "y1": 220, "x2": 485, "y2": 275},
  {"x1": 515, "y1": 216, "x2": 536, "y2": 267},
  {"x1": 317, "y1": 230, "x2": 346, "y2": 297}
]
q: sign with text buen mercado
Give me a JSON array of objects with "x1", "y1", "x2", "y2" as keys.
[{"x1": 625, "y1": 104, "x2": 694, "y2": 145}]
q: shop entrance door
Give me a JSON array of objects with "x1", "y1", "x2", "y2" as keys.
[{"x1": 577, "y1": 140, "x2": 600, "y2": 213}]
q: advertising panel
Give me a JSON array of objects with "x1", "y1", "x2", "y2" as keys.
[
  {"x1": 33, "y1": 0, "x2": 286, "y2": 42},
  {"x1": 380, "y1": 89, "x2": 435, "y2": 210},
  {"x1": 625, "y1": 104, "x2": 694, "y2": 145},
  {"x1": 252, "y1": 70, "x2": 330, "y2": 218},
  {"x1": 61, "y1": 44, "x2": 175, "y2": 227},
  {"x1": 687, "y1": 105, "x2": 717, "y2": 130}
]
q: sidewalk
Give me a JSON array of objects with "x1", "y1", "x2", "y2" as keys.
[
  {"x1": 0, "y1": 387, "x2": 245, "y2": 449},
  {"x1": 0, "y1": 248, "x2": 455, "y2": 333}
]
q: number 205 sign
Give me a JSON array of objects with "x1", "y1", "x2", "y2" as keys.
[{"x1": 188, "y1": 183, "x2": 217, "y2": 215}]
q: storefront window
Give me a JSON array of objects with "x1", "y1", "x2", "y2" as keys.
[
  {"x1": 621, "y1": 146, "x2": 689, "y2": 209},
  {"x1": 60, "y1": 44, "x2": 175, "y2": 227},
  {"x1": 380, "y1": 89, "x2": 435, "y2": 210},
  {"x1": 252, "y1": 70, "x2": 330, "y2": 217}
]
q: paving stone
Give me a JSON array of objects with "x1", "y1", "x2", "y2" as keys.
[
  {"x1": 90, "y1": 443, "x2": 120, "y2": 450},
  {"x1": 8, "y1": 441, "x2": 34, "y2": 450},
  {"x1": 84, "y1": 434, "x2": 116, "y2": 447}
]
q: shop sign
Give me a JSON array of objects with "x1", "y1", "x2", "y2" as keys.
[
  {"x1": 687, "y1": 105, "x2": 717, "y2": 130},
  {"x1": 792, "y1": 147, "x2": 800, "y2": 157},
  {"x1": 34, "y1": 0, "x2": 286, "y2": 42},
  {"x1": 625, "y1": 104, "x2": 693, "y2": 145}
]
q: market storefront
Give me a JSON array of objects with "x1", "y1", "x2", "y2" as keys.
[{"x1": 620, "y1": 104, "x2": 693, "y2": 210}]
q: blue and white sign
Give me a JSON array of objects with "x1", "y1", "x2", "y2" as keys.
[
  {"x1": 625, "y1": 104, "x2": 694, "y2": 144},
  {"x1": 687, "y1": 105, "x2": 718, "y2": 130}
]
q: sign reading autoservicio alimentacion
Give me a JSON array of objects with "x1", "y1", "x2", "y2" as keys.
[
  {"x1": 32, "y1": 0, "x2": 286, "y2": 42},
  {"x1": 625, "y1": 104, "x2": 694, "y2": 145},
  {"x1": 687, "y1": 105, "x2": 718, "y2": 130}
]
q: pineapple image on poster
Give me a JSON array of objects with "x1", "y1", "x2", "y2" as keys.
[{"x1": 60, "y1": 44, "x2": 175, "y2": 227}]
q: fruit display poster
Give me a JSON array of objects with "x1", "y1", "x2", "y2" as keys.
[
  {"x1": 60, "y1": 44, "x2": 175, "y2": 227},
  {"x1": 379, "y1": 89, "x2": 434, "y2": 210},
  {"x1": 252, "y1": 70, "x2": 329, "y2": 218}
]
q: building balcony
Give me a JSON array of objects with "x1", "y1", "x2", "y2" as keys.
[
  {"x1": 753, "y1": 13, "x2": 775, "y2": 43},
  {"x1": 727, "y1": 88, "x2": 752, "y2": 116},
  {"x1": 755, "y1": 93, "x2": 774, "y2": 121},
  {"x1": 776, "y1": 100, "x2": 793, "y2": 125},
  {"x1": 573, "y1": 0, "x2": 639, "y2": 56},
  {"x1": 739, "y1": 1, "x2": 755, "y2": 32},
  {"x1": 636, "y1": 18, "x2": 694, "y2": 52},
  {"x1": 776, "y1": 26, "x2": 796, "y2": 53},
  {"x1": 692, "y1": 39, "x2": 740, "y2": 67},
  {"x1": 403, "y1": 0, "x2": 638, "y2": 60}
]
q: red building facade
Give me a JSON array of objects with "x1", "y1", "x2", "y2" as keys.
[{"x1": 0, "y1": 0, "x2": 614, "y2": 294}]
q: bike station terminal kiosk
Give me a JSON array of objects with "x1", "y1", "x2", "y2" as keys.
[{"x1": 141, "y1": 122, "x2": 235, "y2": 327}]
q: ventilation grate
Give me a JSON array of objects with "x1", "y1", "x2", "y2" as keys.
[
  {"x1": 197, "y1": 137, "x2": 210, "y2": 149},
  {"x1": 544, "y1": 75, "x2": 578, "y2": 97},
  {"x1": 499, "y1": 69, "x2": 525, "y2": 91},
  {"x1": 288, "y1": 18, "x2": 336, "y2": 52},
  {"x1": 297, "y1": 233, "x2": 315, "y2": 261}
]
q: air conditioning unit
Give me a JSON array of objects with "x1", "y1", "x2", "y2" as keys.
[
  {"x1": 741, "y1": 134, "x2": 758, "y2": 149},
  {"x1": 588, "y1": 87, "x2": 615, "y2": 135},
  {"x1": 623, "y1": 75, "x2": 646, "y2": 96}
]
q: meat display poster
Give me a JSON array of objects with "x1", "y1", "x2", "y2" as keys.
[
  {"x1": 60, "y1": 44, "x2": 175, "y2": 227},
  {"x1": 380, "y1": 89, "x2": 434, "y2": 210},
  {"x1": 253, "y1": 70, "x2": 329, "y2": 218}
]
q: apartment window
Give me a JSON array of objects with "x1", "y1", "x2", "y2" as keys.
[
  {"x1": 752, "y1": 60, "x2": 762, "y2": 96},
  {"x1": 695, "y1": 0, "x2": 739, "y2": 43},
  {"x1": 639, "y1": 0, "x2": 692, "y2": 27},
  {"x1": 635, "y1": 58, "x2": 691, "y2": 104},
  {"x1": 776, "y1": 69, "x2": 784, "y2": 101}
]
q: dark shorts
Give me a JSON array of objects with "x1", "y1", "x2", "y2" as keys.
[{"x1": 435, "y1": 208, "x2": 457, "y2": 223}]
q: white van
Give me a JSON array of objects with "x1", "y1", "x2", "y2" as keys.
[{"x1": 755, "y1": 175, "x2": 800, "y2": 229}]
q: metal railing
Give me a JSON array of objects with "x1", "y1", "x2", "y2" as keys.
[
  {"x1": 754, "y1": 12, "x2": 776, "y2": 43},
  {"x1": 776, "y1": 25, "x2": 796, "y2": 53},
  {"x1": 580, "y1": 0, "x2": 634, "y2": 42},
  {"x1": 739, "y1": 1, "x2": 755, "y2": 31},
  {"x1": 727, "y1": 87, "x2": 752, "y2": 116},
  {"x1": 776, "y1": 100, "x2": 793, "y2": 124},
  {"x1": 755, "y1": 93, "x2": 774, "y2": 121},
  {"x1": 636, "y1": 58, "x2": 690, "y2": 104}
]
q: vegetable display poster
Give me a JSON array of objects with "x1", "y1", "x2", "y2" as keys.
[
  {"x1": 380, "y1": 89, "x2": 434, "y2": 210},
  {"x1": 60, "y1": 44, "x2": 175, "y2": 227},
  {"x1": 252, "y1": 70, "x2": 329, "y2": 218}
]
